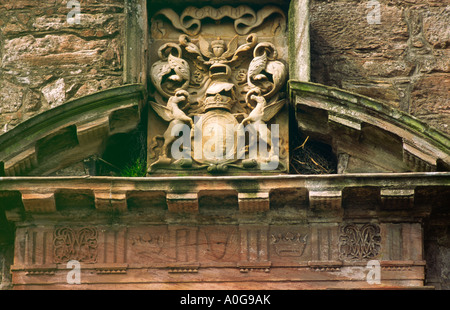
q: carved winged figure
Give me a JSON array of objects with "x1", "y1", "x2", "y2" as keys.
[
  {"x1": 151, "y1": 44, "x2": 190, "y2": 98},
  {"x1": 247, "y1": 42, "x2": 287, "y2": 98},
  {"x1": 179, "y1": 33, "x2": 258, "y2": 68},
  {"x1": 241, "y1": 88, "x2": 285, "y2": 126},
  {"x1": 198, "y1": 35, "x2": 239, "y2": 65},
  {"x1": 150, "y1": 89, "x2": 193, "y2": 159}
]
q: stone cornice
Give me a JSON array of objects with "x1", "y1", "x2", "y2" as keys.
[{"x1": 1, "y1": 172, "x2": 448, "y2": 221}]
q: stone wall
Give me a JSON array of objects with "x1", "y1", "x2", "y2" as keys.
[
  {"x1": 0, "y1": 0, "x2": 125, "y2": 133},
  {"x1": 310, "y1": 0, "x2": 450, "y2": 135}
]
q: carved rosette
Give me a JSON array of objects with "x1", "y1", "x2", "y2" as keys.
[
  {"x1": 148, "y1": 5, "x2": 289, "y2": 175},
  {"x1": 338, "y1": 223, "x2": 381, "y2": 260}
]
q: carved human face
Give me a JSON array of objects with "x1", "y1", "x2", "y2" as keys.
[{"x1": 212, "y1": 44, "x2": 225, "y2": 57}]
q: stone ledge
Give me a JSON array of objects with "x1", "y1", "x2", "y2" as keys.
[{"x1": 0, "y1": 173, "x2": 448, "y2": 216}]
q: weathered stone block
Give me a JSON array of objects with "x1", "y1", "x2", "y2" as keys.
[
  {"x1": 410, "y1": 74, "x2": 450, "y2": 134},
  {"x1": 0, "y1": 81, "x2": 23, "y2": 113}
]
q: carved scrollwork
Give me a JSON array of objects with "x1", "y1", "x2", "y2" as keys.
[
  {"x1": 53, "y1": 227, "x2": 98, "y2": 263},
  {"x1": 153, "y1": 5, "x2": 286, "y2": 36},
  {"x1": 248, "y1": 43, "x2": 287, "y2": 99},
  {"x1": 338, "y1": 223, "x2": 381, "y2": 260}
]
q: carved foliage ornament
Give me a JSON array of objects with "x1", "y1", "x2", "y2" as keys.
[
  {"x1": 149, "y1": 5, "x2": 288, "y2": 174},
  {"x1": 338, "y1": 223, "x2": 381, "y2": 260}
]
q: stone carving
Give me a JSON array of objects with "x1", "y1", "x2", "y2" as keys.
[
  {"x1": 239, "y1": 89, "x2": 285, "y2": 161},
  {"x1": 202, "y1": 227, "x2": 239, "y2": 261},
  {"x1": 247, "y1": 43, "x2": 287, "y2": 99},
  {"x1": 338, "y1": 223, "x2": 381, "y2": 260},
  {"x1": 130, "y1": 232, "x2": 166, "y2": 255},
  {"x1": 152, "y1": 5, "x2": 286, "y2": 36},
  {"x1": 150, "y1": 90, "x2": 193, "y2": 162},
  {"x1": 271, "y1": 232, "x2": 308, "y2": 257},
  {"x1": 148, "y1": 5, "x2": 288, "y2": 174},
  {"x1": 150, "y1": 44, "x2": 190, "y2": 98},
  {"x1": 53, "y1": 227, "x2": 98, "y2": 263},
  {"x1": 127, "y1": 228, "x2": 173, "y2": 263}
]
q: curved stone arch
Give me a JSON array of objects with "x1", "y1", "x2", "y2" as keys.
[
  {"x1": 0, "y1": 84, "x2": 146, "y2": 177},
  {"x1": 289, "y1": 80, "x2": 450, "y2": 173}
]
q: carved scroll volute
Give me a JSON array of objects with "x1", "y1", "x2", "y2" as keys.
[{"x1": 152, "y1": 5, "x2": 286, "y2": 37}]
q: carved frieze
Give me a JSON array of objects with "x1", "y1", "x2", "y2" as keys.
[
  {"x1": 270, "y1": 232, "x2": 308, "y2": 257},
  {"x1": 338, "y1": 223, "x2": 381, "y2": 260},
  {"x1": 201, "y1": 226, "x2": 239, "y2": 262},
  {"x1": 53, "y1": 227, "x2": 98, "y2": 263},
  {"x1": 148, "y1": 4, "x2": 289, "y2": 174}
]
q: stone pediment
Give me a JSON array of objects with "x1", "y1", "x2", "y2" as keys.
[
  {"x1": 290, "y1": 81, "x2": 450, "y2": 174},
  {"x1": 0, "y1": 84, "x2": 145, "y2": 177}
]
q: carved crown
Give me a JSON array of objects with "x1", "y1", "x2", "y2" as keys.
[
  {"x1": 202, "y1": 74, "x2": 237, "y2": 111},
  {"x1": 271, "y1": 232, "x2": 308, "y2": 256}
]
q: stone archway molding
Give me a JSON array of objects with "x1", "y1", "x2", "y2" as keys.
[
  {"x1": 289, "y1": 80, "x2": 450, "y2": 173},
  {"x1": 0, "y1": 84, "x2": 146, "y2": 177}
]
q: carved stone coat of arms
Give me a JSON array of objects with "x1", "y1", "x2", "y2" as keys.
[{"x1": 147, "y1": 5, "x2": 289, "y2": 175}]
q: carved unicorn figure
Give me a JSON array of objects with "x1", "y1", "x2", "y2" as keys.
[
  {"x1": 149, "y1": 89, "x2": 193, "y2": 160},
  {"x1": 239, "y1": 88, "x2": 285, "y2": 160}
]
